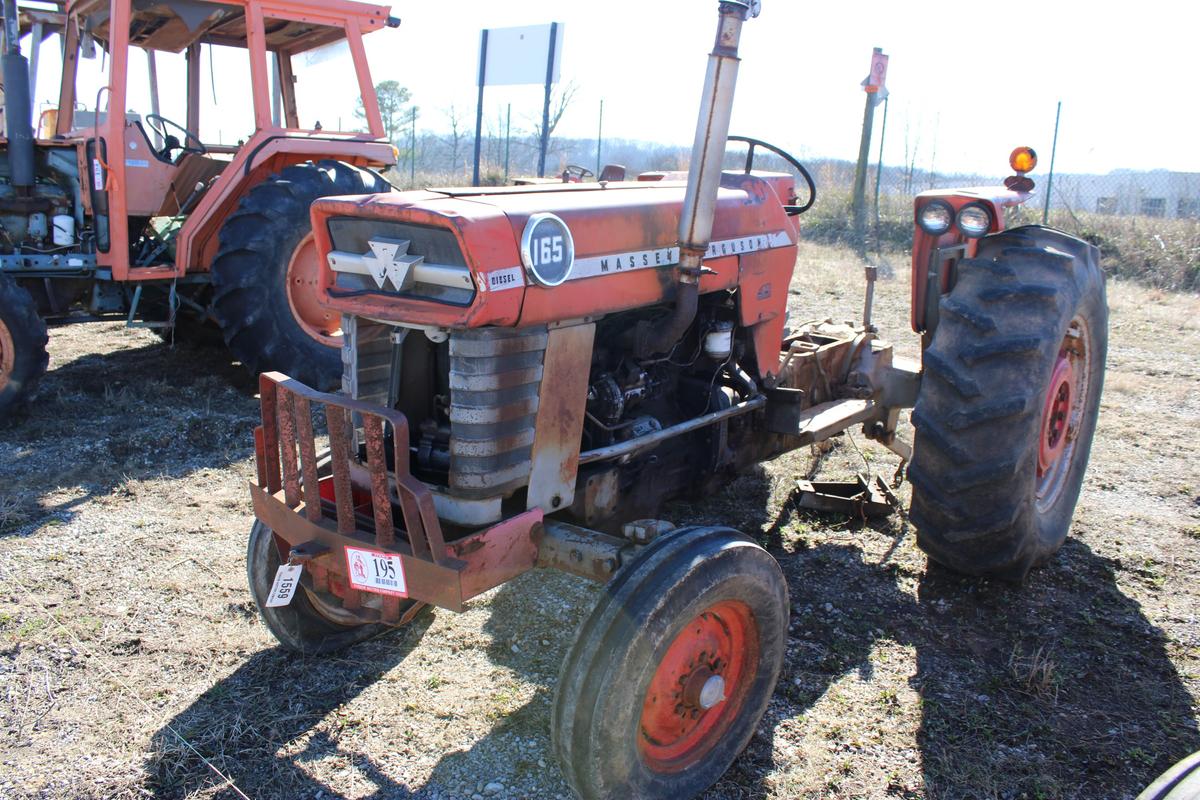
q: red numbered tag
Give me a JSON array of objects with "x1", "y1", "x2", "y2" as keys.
[{"x1": 344, "y1": 546, "x2": 408, "y2": 597}]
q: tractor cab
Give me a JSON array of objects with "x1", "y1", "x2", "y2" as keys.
[
  {"x1": 11, "y1": 0, "x2": 397, "y2": 279},
  {"x1": 1, "y1": 0, "x2": 399, "y2": 415}
]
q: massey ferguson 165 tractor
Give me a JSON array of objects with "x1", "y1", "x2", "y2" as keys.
[
  {"x1": 0, "y1": 0, "x2": 398, "y2": 417},
  {"x1": 244, "y1": 2, "x2": 1107, "y2": 797}
]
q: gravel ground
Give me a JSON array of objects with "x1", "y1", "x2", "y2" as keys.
[{"x1": 1, "y1": 241, "x2": 1197, "y2": 800}]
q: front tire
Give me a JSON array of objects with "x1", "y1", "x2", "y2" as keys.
[
  {"x1": 211, "y1": 160, "x2": 390, "y2": 389},
  {"x1": 908, "y1": 225, "x2": 1107, "y2": 580},
  {"x1": 0, "y1": 275, "x2": 48, "y2": 420},
  {"x1": 247, "y1": 521, "x2": 394, "y2": 655},
  {"x1": 552, "y1": 526, "x2": 788, "y2": 799}
]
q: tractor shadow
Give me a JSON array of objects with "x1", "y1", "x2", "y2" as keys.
[
  {"x1": 144, "y1": 614, "x2": 434, "y2": 799},
  {"x1": 418, "y1": 462, "x2": 1199, "y2": 799},
  {"x1": 710, "y1": 500, "x2": 1200, "y2": 799},
  {"x1": 0, "y1": 332, "x2": 258, "y2": 537}
]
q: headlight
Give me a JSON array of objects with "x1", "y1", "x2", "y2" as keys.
[
  {"x1": 521, "y1": 213, "x2": 576, "y2": 286},
  {"x1": 918, "y1": 200, "x2": 954, "y2": 235},
  {"x1": 956, "y1": 203, "x2": 993, "y2": 238}
]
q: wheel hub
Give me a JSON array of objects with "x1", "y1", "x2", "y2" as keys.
[
  {"x1": 0, "y1": 318, "x2": 14, "y2": 394},
  {"x1": 1038, "y1": 354, "x2": 1075, "y2": 475},
  {"x1": 638, "y1": 599, "x2": 757, "y2": 773},
  {"x1": 285, "y1": 232, "x2": 343, "y2": 348},
  {"x1": 1036, "y1": 318, "x2": 1090, "y2": 511}
]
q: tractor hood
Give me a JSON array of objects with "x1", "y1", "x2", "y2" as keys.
[{"x1": 310, "y1": 172, "x2": 800, "y2": 330}]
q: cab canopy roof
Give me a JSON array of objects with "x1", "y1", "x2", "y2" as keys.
[{"x1": 59, "y1": 0, "x2": 392, "y2": 54}]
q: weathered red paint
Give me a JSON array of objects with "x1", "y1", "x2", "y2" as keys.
[{"x1": 309, "y1": 173, "x2": 799, "y2": 336}]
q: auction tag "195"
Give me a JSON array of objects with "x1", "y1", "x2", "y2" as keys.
[
  {"x1": 345, "y1": 546, "x2": 408, "y2": 597},
  {"x1": 265, "y1": 564, "x2": 303, "y2": 607}
]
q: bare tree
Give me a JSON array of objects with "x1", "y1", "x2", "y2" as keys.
[
  {"x1": 530, "y1": 80, "x2": 579, "y2": 147},
  {"x1": 903, "y1": 113, "x2": 921, "y2": 195},
  {"x1": 443, "y1": 104, "x2": 466, "y2": 173}
]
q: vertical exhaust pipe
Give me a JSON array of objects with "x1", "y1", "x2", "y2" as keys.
[
  {"x1": 636, "y1": 0, "x2": 758, "y2": 358},
  {"x1": 2, "y1": 0, "x2": 35, "y2": 190}
]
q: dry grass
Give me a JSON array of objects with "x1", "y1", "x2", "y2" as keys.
[{"x1": 0, "y1": 242, "x2": 1197, "y2": 799}]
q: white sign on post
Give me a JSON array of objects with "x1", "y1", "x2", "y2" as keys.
[{"x1": 478, "y1": 24, "x2": 564, "y2": 87}]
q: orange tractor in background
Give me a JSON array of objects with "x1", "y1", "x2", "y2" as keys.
[
  {"x1": 242, "y1": 1, "x2": 1107, "y2": 798},
  {"x1": 0, "y1": 0, "x2": 398, "y2": 416}
]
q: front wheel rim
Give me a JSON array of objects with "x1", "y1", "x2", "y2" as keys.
[
  {"x1": 0, "y1": 319, "x2": 15, "y2": 394},
  {"x1": 638, "y1": 599, "x2": 759, "y2": 773},
  {"x1": 1036, "y1": 315, "x2": 1091, "y2": 512},
  {"x1": 286, "y1": 232, "x2": 342, "y2": 348}
]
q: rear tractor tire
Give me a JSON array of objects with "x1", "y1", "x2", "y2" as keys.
[
  {"x1": 0, "y1": 275, "x2": 49, "y2": 420},
  {"x1": 908, "y1": 225, "x2": 1107, "y2": 580},
  {"x1": 211, "y1": 160, "x2": 391, "y2": 389},
  {"x1": 552, "y1": 526, "x2": 788, "y2": 799}
]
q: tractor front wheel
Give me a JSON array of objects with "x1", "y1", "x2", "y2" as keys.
[
  {"x1": 552, "y1": 526, "x2": 788, "y2": 799},
  {"x1": 211, "y1": 160, "x2": 391, "y2": 389},
  {"x1": 247, "y1": 521, "x2": 398, "y2": 655},
  {"x1": 908, "y1": 225, "x2": 1107, "y2": 580},
  {"x1": 0, "y1": 275, "x2": 48, "y2": 421}
]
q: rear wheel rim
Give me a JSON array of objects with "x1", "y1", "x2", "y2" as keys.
[
  {"x1": 286, "y1": 232, "x2": 342, "y2": 348},
  {"x1": 0, "y1": 318, "x2": 14, "y2": 394},
  {"x1": 1036, "y1": 315, "x2": 1091, "y2": 512},
  {"x1": 638, "y1": 599, "x2": 759, "y2": 773}
]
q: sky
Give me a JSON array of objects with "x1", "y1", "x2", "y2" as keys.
[{"x1": 23, "y1": 0, "x2": 1200, "y2": 177}]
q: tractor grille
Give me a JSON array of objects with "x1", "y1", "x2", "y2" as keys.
[
  {"x1": 448, "y1": 327, "x2": 547, "y2": 499},
  {"x1": 326, "y1": 217, "x2": 476, "y2": 306}
]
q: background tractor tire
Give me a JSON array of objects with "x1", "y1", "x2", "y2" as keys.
[
  {"x1": 211, "y1": 160, "x2": 390, "y2": 389},
  {"x1": 247, "y1": 521, "x2": 402, "y2": 655},
  {"x1": 1136, "y1": 750, "x2": 1200, "y2": 800},
  {"x1": 552, "y1": 526, "x2": 788, "y2": 800},
  {"x1": 0, "y1": 275, "x2": 49, "y2": 420},
  {"x1": 908, "y1": 225, "x2": 1107, "y2": 580}
]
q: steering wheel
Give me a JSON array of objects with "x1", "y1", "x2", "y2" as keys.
[
  {"x1": 727, "y1": 135, "x2": 816, "y2": 215},
  {"x1": 562, "y1": 164, "x2": 594, "y2": 183},
  {"x1": 145, "y1": 114, "x2": 207, "y2": 159}
]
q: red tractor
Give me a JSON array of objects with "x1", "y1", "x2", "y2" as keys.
[
  {"x1": 243, "y1": 2, "x2": 1107, "y2": 797},
  {"x1": 0, "y1": 0, "x2": 399, "y2": 417}
]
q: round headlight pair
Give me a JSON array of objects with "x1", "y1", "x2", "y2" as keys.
[{"x1": 918, "y1": 200, "x2": 993, "y2": 239}]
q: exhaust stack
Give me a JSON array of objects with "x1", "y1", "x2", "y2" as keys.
[
  {"x1": 2, "y1": 0, "x2": 35, "y2": 190},
  {"x1": 637, "y1": 0, "x2": 758, "y2": 358}
]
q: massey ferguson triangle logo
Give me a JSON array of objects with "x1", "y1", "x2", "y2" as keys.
[{"x1": 364, "y1": 238, "x2": 424, "y2": 292}]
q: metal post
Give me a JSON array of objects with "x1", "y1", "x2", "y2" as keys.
[
  {"x1": 851, "y1": 48, "x2": 883, "y2": 254},
  {"x1": 1043, "y1": 100, "x2": 1061, "y2": 225},
  {"x1": 872, "y1": 94, "x2": 888, "y2": 231},
  {"x1": 409, "y1": 106, "x2": 416, "y2": 185},
  {"x1": 270, "y1": 53, "x2": 281, "y2": 128},
  {"x1": 471, "y1": 29, "x2": 488, "y2": 187},
  {"x1": 503, "y1": 103, "x2": 511, "y2": 183},
  {"x1": 537, "y1": 22, "x2": 559, "y2": 178},
  {"x1": 595, "y1": 98, "x2": 604, "y2": 176}
]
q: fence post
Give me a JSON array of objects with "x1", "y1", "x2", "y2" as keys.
[
  {"x1": 872, "y1": 94, "x2": 889, "y2": 236},
  {"x1": 409, "y1": 106, "x2": 416, "y2": 186}
]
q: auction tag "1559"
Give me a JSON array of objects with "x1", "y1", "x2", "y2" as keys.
[{"x1": 265, "y1": 564, "x2": 303, "y2": 607}]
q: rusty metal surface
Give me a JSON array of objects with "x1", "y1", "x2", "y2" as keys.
[
  {"x1": 449, "y1": 509, "x2": 543, "y2": 602},
  {"x1": 793, "y1": 474, "x2": 896, "y2": 519},
  {"x1": 526, "y1": 323, "x2": 595, "y2": 512},
  {"x1": 536, "y1": 520, "x2": 629, "y2": 583},
  {"x1": 250, "y1": 482, "x2": 466, "y2": 613}
]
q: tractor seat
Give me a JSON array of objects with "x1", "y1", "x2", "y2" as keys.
[{"x1": 156, "y1": 153, "x2": 226, "y2": 217}]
